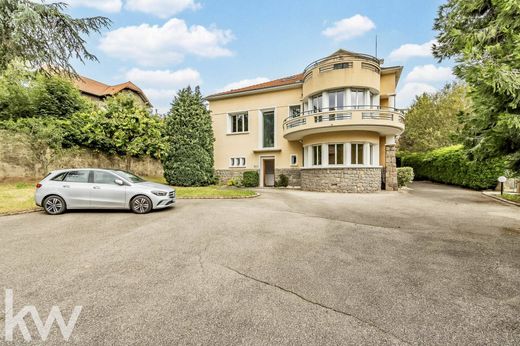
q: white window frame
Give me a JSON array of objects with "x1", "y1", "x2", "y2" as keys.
[
  {"x1": 228, "y1": 112, "x2": 248, "y2": 134},
  {"x1": 312, "y1": 145, "x2": 322, "y2": 166},
  {"x1": 229, "y1": 157, "x2": 246, "y2": 168},
  {"x1": 327, "y1": 143, "x2": 345, "y2": 165},
  {"x1": 350, "y1": 143, "x2": 365, "y2": 165},
  {"x1": 290, "y1": 154, "x2": 297, "y2": 166}
]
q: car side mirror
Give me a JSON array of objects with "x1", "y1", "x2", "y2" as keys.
[{"x1": 114, "y1": 179, "x2": 124, "y2": 186}]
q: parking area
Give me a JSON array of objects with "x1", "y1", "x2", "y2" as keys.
[{"x1": 1, "y1": 182, "x2": 519, "y2": 345}]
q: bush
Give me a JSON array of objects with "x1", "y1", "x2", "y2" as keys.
[
  {"x1": 397, "y1": 167, "x2": 414, "y2": 187},
  {"x1": 243, "y1": 171, "x2": 259, "y2": 187},
  {"x1": 275, "y1": 174, "x2": 289, "y2": 187},
  {"x1": 400, "y1": 145, "x2": 507, "y2": 190},
  {"x1": 227, "y1": 176, "x2": 243, "y2": 187}
]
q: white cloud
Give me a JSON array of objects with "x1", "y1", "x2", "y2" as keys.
[
  {"x1": 66, "y1": 0, "x2": 122, "y2": 12},
  {"x1": 124, "y1": 68, "x2": 201, "y2": 114},
  {"x1": 217, "y1": 77, "x2": 270, "y2": 93},
  {"x1": 405, "y1": 64, "x2": 454, "y2": 83},
  {"x1": 322, "y1": 15, "x2": 375, "y2": 41},
  {"x1": 397, "y1": 82, "x2": 437, "y2": 108},
  {"x1": 99, "y1": 18, "x2": 234, "y2": 66},
  {"x1": 388, "y1": 40, "x2": 436, "y2": 61},
  {"x1": 125, "y1": 0, "x2": 200, "y2": 18}
]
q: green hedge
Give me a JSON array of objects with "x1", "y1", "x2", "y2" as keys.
[
  {"x1": 400, "y1": 145, "x2": 507, "y2": 190},
  {"x1": 242, "y1": 171, "x2": 259, "y2": 187}
]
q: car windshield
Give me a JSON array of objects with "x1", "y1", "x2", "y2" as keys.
[{"x1": 113, "y1": 170, "x2": 146, "y2": 183}]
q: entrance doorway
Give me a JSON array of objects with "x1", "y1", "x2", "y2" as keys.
[{"x1": 262, "y1": 158, "x2": 275, "y2": 187}]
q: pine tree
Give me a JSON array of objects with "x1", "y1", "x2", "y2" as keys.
[{"x1": 163, "y1": 86, "x2": 215, "y2": 186}]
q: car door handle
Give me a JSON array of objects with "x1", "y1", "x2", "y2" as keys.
[
  {"x1": 62, "y1": 185, "x2": 70, "y2": 188},
  {"x1": 93, "y1": 186, "x2": 101, "y2": 189}
]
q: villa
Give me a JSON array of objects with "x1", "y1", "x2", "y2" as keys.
[{"x1": 206, "y1": 49, "x2": 404, "y2": 192}]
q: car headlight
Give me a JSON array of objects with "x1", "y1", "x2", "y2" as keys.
[{"x1": 151, "y1": 190, "x2": 167, "y2": 196}]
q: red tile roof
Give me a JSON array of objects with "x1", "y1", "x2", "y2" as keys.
[
  {"x1": 207, "y1": 73, "x2": 304, "y2": 99},
  {"x1": 73, "y1": 76, "x2": 151, "y2": 105}
]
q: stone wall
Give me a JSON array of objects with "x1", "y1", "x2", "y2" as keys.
[
  {"x1": 214, "y1": 169, "x2": 251, "y2": 184},
  {"x1": 275, "y1": 168, "x2": 301, "y2": 187},
  {"x1": 0, "y1": 130, "x2": 163, "y2": 180},
  {"x1": 301, "y1": 167, "x2": 382, "y2": 193},
  {"x1": 385, "y1": 145, "x2": 398, "y2": 191}
]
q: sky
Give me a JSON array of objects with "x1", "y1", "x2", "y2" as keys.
[{"x1": 62, "y1": 0, "x2": 455, "y2": 113}]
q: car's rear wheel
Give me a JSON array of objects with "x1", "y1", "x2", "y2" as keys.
[
  {"x1": 43, "y1": 195, "x2": 66, "y2": 215},
  {"x1": 131, "y1": 195, "x2": 152, "y2": 214}
]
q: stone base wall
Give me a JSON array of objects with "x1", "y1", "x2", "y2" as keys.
[
  {"x1": 301, "y1": 167, "x2": 382, "y2": 193},
  {"x1": 214, "y1": 169, "x2": 251, "y2": 184},
  {"x1": 275, "y1": 168, "x2": 301, "y2": 187},
  {"x1": 385, "y1": 145, "x2": 398, "y2": 191}
]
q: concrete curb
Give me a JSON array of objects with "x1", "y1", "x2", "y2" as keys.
[
  {"x1": 481, "y1": 192, "x2": 520, "y2": 207},
  {"x1": 178, "y1": 193, "x2": 260, "y2": 200},
  {"x1": 0, "y1": 208, "x2": 42, "y2": 217}
]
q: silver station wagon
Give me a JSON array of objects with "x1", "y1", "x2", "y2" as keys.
[{"x1": 35, "y1": 169, "x2": 175, "y2": 215}]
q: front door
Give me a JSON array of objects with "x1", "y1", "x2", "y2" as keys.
[{"x1": 263, "y1": 159, "x2": 275, "y2": 187}]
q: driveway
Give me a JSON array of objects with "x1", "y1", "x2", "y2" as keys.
[{"x1": 0, "y1": 182, "x2": 519, "y2": 345}]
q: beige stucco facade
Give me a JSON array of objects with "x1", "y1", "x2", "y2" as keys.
[{"x1": 207, "y1": 49, "x2": 404, "y2": 192}]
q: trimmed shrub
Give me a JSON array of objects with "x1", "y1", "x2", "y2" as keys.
[
  {"x1": 397, "y1": 167, "x2": 414, "y2": 187},
  {"x1": 243, "y1": 171, "x2": 259, "y2": 187},
  {"x1": 275, "y1": 174, "x2": 289, "y2": 187},
  {"x1": 227, "y1": 176, "x2": 243, "y2": 187},
  {"x1": 400, "y1": 145, "x2": 507, "y2": 190}
]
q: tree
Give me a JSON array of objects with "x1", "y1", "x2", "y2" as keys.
[
  {"x1": 0, "y1": 0, "x2": 110, "y2": 76},
  {"x1": 433, "y1": 0, "x2": 520, "y2": 171},
  {"x1": 163, "y1": 86, "x2": 215, "y2": 186},
  {"x1": 0, "y1": 65, "x2": 87, "y2": 119},
  {"x1": 32, "y1": 73, "x2": 87, "y2": 118},
  {"x1": 0, "y1": 64, "x2": 35, "y2": 120},
  {"x1": 399, "y1": 83, "x2": 471, "y2": 152},
  {"x1": 67, "y1": 93, "x2": 165, "y2": 170}
]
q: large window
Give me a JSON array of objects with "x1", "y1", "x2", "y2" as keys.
[
  {"x1": 262, "y1": 111, "x2": 275, "y2": 148},
  {"x1": 328, "y1": 144, "x2": 344, "y2": 165},
  {"x1": 312, "y1": 94, "x2": 322, "y2": 113},
  {"x1": 351, "y1": 143, "x2": 364, "y2": 165},
  {"x1": 328, "y1": 90, "x2": 345, "y2": 111},
  {"x1": 351, "y1": 89, "x2": 365, "y2": 109},
  {"x1": 312, "y1": 145, "x2": 322, "y2": 166},
  {"x1": 230, "y1": 113, "x2": 248, "y2": 133}
]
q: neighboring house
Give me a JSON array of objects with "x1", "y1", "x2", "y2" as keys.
[
  {"x1": 206, "y1": 49, "x2": 404, "y2": 192},
  {"x1": 73, "y1": 75, "x2": 151, "y2": 107}
]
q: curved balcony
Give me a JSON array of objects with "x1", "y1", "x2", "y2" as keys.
[{"x1": 283, "y1": 106, "x2": 405, "y2": 141}]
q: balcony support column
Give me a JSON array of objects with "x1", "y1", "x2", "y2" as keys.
[{"x1": 385, "y1": 141, "x2": 398, "y2": 191}]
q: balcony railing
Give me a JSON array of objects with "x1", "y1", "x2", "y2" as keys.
[{"x1": 283, "y1": 106, "x2": 405, "y2": 130}]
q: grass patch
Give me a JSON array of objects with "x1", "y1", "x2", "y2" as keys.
[
  {"x1": 0, "y1": 181, "x2": 37, "y2": 214},
  {"x1": 502, "y1": 193, "x2": 520, "y2": 203},
  {"x1": 143, "y1": 176, "x2": 257, "y2": 198}
]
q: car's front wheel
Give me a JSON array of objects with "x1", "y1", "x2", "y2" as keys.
[
  {"x1": 43, "y1": 195, "x2": 66, "y2": 215},
  {"x1": 131, "y1": 195, "x2": 152, "y2": 214}
]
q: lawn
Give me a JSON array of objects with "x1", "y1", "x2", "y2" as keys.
[
  {"x1": 501, "y1": 193, "x2": 520, "y2": 203},
  {"x1": 143, "y1": 176, "x2": 257, "y2": 199},
  {"x1": 0, "y1": 182, "x2": 38, "y2": 214},
  {"x1": 0, "y1": 178, "x2": 257, "y2": 214}
]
